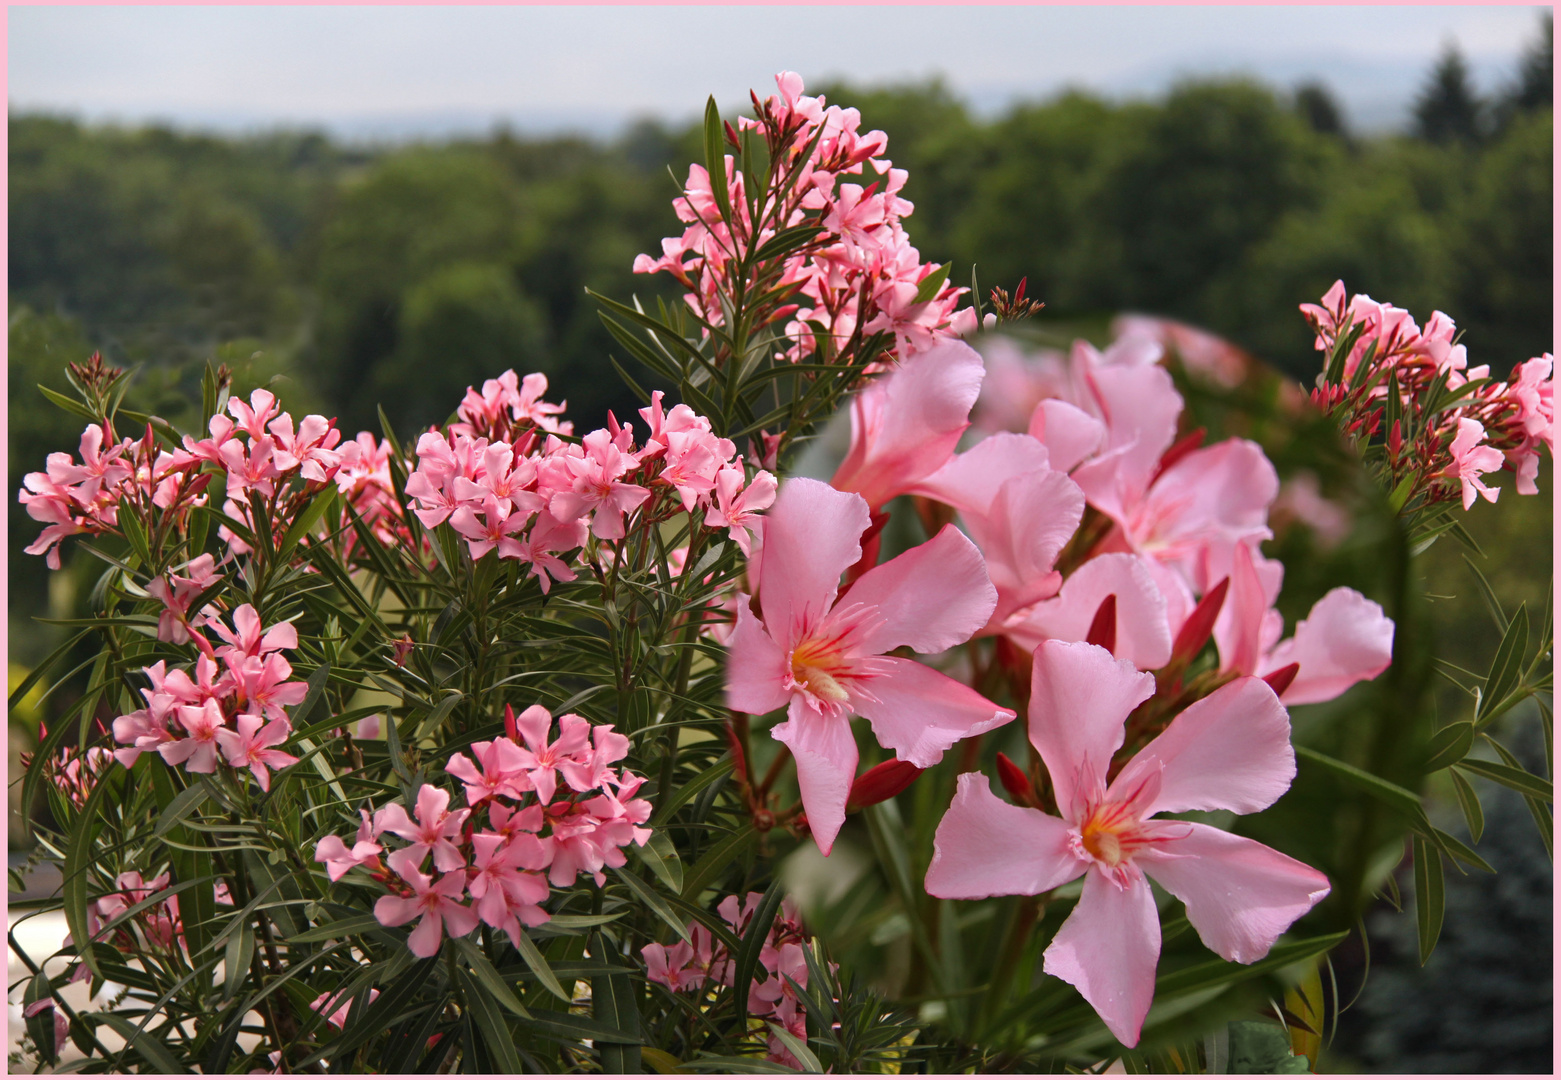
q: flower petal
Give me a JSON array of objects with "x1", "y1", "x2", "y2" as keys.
[
  {"x1": 725, "y1": 594, "x2": 793, "y2": 716},
  {"x1": 925, "y1": 772, "x2": 1084, "y2": 899},
  {"x1": 831, "y1": 338, "x2": 985, "y2": 509},
  {"x1": 1124, "y1": 676, "x2": 1294, "y2": 817},
  {"x1": 852, "y1": 657, "x2": 1015, "y2": 768},
  {"x1": 1261, "y1": 588, "x2": 1394, "y2": 705},
  {"x1": 1043, "y1": 866, "x2": 1161, "y2": 1048},
  {"x1": 836, "y1": 524, "x2": 996, "y2": 655},
  {"x1": 759, "y1": 479, "x2": 868, "y2": 646},
  {"x1": 1007, "y1": 553, "x2": 1172, "y2": 670},
  {"x1": 1028, "y1": 641, "x2": 1154, "y2": 822},
  {"x1": 910, "y1": 432, "x2": 1050, "y2": 515},
  {"x1": 1028, "y1": 399, "x2": 1106, "y2": 474},
  {"x1": 407, "y1": 911, "x2": 444, "y2": 957},
  {"x1": 770, "y1": 698, "x2": 858, "y2": 856},
  {"x1": 1137, "y1": 823, "x2": 1330, "y2": 964}
]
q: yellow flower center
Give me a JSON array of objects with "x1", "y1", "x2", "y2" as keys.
[
  {"x1": 1078, "y1": 802, "x2": 1139, "y2": 868},
  {"x1": 790, "y1": 638, "x2": 851, "y2": 703}
]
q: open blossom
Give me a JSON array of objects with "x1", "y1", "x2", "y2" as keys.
[
  {"x1": 375, "y1": 785, "x2": 470, "y2": 873},
  {"x1": 1214, "y1": 541, "x2": 1395, "y2": 705},
  {"x1": 705, "y1": 461, "x2": 776, "y2": 557},
  {"x1": 727, "y1": 478, "x2": 1015, "y2": 854},
  {"x1": 372, "y1": 849, "x2": 479, "y2": 958},
  {"x1": 829, "y1": 338, "x2": 986, "y2": 511},
  {"x1": 217, "y1": 714, "x2": 298, "y2": 792},
  {"x1": 1444, "y1": 417, "x2": 1505, "y2": 510},
  {"x1": 926, "y1": 640, "x2": 1330, "y2": 1047},
  {"x1": 314, "y1": 810, "x2": 384, "y2": 882}
]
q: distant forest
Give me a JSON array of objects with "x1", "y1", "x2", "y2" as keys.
[{"x1": 9, "y1": 21, "x2": 1552, "y2": 630}]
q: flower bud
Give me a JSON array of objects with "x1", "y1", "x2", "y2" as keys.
[
  {"x1": 1170, "y1": 577, "x2": 1229, "y2": 667},
  {"x1": 995, "y1": 752, "x2": 1037, "y2": 806},
  {"x1": 845, "y1": 758, "x2": 923, "y2": 812},
  {"x1": 1261, "y1": 662, "x2": 1300, "y2": 697}
]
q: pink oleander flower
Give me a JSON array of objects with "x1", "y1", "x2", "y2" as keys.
[
  {"x1": 446, "y1": 737, "x2": 530, "y2": 805},
  {"x1": 510, "y1": 705, "x2": 594, "y2": 804},
  {"x1": 145, "y1": 553, "x2": 220, "y2": 644},
  {"x1": 1215, "y1": 543, "x2": 1395, "y2": 706},
  {"x1": 926, "y1": 640, "x2": 1330, "y2": 1048},
  {"x1": 217, "y1": 714, "x2": 298, "y2": 792},
  {"x1": 375, "y1": 785, "x2": 470, "y2": 873},
  {"x1": 1002, "y1": 552, "x2": 1174, "y2": 670},
  {"x1": 644, "y1": 922, "x2": 719, "y2": 993},
  {"x1": 1444, "y1": 417, "x2": 1505, "y2": 510},
  {"x1": 160, "y1": 699, "x2": 227, "y2": 774},
  {"x1": 373, "y1": 848, "x2": 479, "y2": 958},
  {"x1": 314, "y1": 809, "x2": 384, "y2": 881},
  {"x1": 309, "y1": 987, "x2": 381, "y2": 1031},
  {"x1": 705, "y1": 461, "x2": 776, "y2": 557},
  {"x1": 829, "y1": 338, "x2": 987, "y2": 511},
  {"x1": 548, "y1": 428, "x2": 651, "y2": 540},
  {"x1": 466, "y1": 832, "x2": 551, "y2": 943},
  {"x1": 727, "y1": 478, "x2": 1015, "y2": 854}
]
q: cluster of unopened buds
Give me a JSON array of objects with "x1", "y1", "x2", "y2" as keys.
[
  {"x1": 109, "y1": 603, "x2": 305, "y2": 790},
  {"x1": 644, "y1": 892, "x2": 812, "y2": 1067},
  {"x1": 634, "y1": 72, "x2": 969, "y2": 363},
  {"x1": 24, "y1": 733, "x2": 116, "y2": 809},
  {"x1": 314, "y1": 705, "x2": 652, "y2": 958},
  {"x1": 408, "y1": 376, "x2": 777, "y2": 590},
  {"x1": 1301, "y1": 280, "x2": 1553, "y2": 509}
]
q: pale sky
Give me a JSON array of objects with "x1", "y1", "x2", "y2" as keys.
[{"x1": 8, "y1": 6, "x2": 1548, "y2": 139}]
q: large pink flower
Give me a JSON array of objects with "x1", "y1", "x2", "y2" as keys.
[
  {"x1": 829, "y1": 338, "x2": 986, "y2": 512},
  {"x1": 726, "y1": 478, "x2": 1015, "y2": 854},
  {"x1": 925, "y1": 640, "x2": 1329, "y2": 1048}
]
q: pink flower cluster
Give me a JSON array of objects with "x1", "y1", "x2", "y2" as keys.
[
  {"x1": 89, "y1": 870, "x2": 182, "y2": 952},
  {"x1": 408, "y1": 376, "x2": 776, "y2": 589},
  {"x1": 634, "y1": 72, "x2": 970, "y2": 362},
  {"x1": 643, "y1": 892, "x2": 811, "y2": 1067},
  {"x1": 315, "y1": 705, "x2": 652, "y2": 958},
  {"x1": 110, "y1": 604, "x2": 304, "y2": 790},
  {"x1": 1302, "y1": 280, "x2": 1553, "y2": 509},
  {"x1": 19, "y1": 420, "x2": 211, "y2": 569}
]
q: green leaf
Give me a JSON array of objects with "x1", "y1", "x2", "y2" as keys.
[
  {"x1": 634, "y1": 829, "x2": 684, "y2": 893},
  {"x1": 1295, "y1": 746, "x2": 1433, "y2": 833},
  {"x1": 730, "y1": 878, "x2": 786, "y2": 1034},
  {"x1": 97, "y1": 1012, "x2": 189, "y2": 1073},
  {"x1": 1431, "y1": 827, "x2": 1495, "y2": 874},
  {"x1": 591, "y1": 930, "x2": 643, "y2": 1074},
  {"x1": 652, "y1": 754, "x2": 733, "y2": 825},
  {"x1": 1412, "y1": 834, "x2": 1444, "y2": 965},
  {"x1": 612, "y1": 865, "x2": 692, "y2": 945},
  {"x1": 515, "y1": 928, "x2": 571, "y2": 1003},
  {"x1": 681, "y1": 823, "x2": 757, "y2": 899},
  {"x1": 1461, "y1": 554, "x2": 1508, "y2": 633},
  {"x1": 287, "y1": 914, "x2": 385, "y2": 944},
  {"x1": 451, "y1": 938, "x2": 530, "y2": 1019},
  {"x1": 523, "y1": 1009, "x2": 645, "y2": 1046},
  {"x1": 62, "y1": 770, "x2": 115, "y2": 980},
  {"x1": 290, "y1": 663, "x2": 332, "y2": 728},
  {"x1": 1448, "y1": 767, "x2": 1485, "y2": 843},
  {"x1": 641, "y1": 1047, "x2": 686, "y2": 1074},
  {"x1": 456, "y1": 965, "x2": 524, "y2": 1073},
  {"x1": 1477, "y1": 602, "x2": 1528, "y2": 724},
  {"x1": 703, "y1": 97, "x2": 734, "y2": 226},
  {"x1": 154, "y1": 782, "x2": 210, "y2": 837},
  {"x1": 38, "y1": 383, "x2": 99, "y2": 420},
  {"x1": 1422, "y1": 722, "x2": 1474, "y2": 773},
  {"x1": 913, "y1": 262, "x2": 951, "y2": 305},
  {"x1": 223, "y1": 922, "x2": 256, "y2": 1002},
  {"x1": 414, "y1": 689, "x2": 463, "y2": 741},
  {"x1": 1456, "y1": 757, "x2": 1553, "y2": 801},
  {"x1": 1227, "y1": 1020, "x2": 1310, "y2": 1075},
  {"x1": 768, "y1": 1020, "x2": 823, "y2": 1072}
]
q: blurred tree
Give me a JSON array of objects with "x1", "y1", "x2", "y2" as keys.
[
  {"x1": 1294, "y1": 80, "x2": 1349, "y2": 138},
  {"x1": 1494, "y1": 13, "x2": 1553, "y2": 133},
  {"x1": 374, "y1": 261, "x2": 549, "y2": 434},
  {"x1": 1451, "y1": 109, "x2": 1553, "y2": 377},
  {"x1": 1413, "y1": 45, "x2": 1485, "y2": 145}
]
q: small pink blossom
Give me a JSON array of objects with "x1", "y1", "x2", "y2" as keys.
[
  {"x1": 375, "y1": 785, "x2": 470, "y2": 873},
  {"x1": 217, "y1": 714, "x2": 299, "y2": 792},
  {"x1": 1444, "y1": 417, "x2": 1504, "y2": 510},
  {"x1": 373, "y1": 849, "x2": 479, "y2": 958}
]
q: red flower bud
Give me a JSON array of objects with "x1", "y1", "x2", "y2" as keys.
[
  {"x1": 846, "y1": 758, "x2": 923, "y2": 812},
  {"x1": 1086, "y1": 593, "x2": 1118, "y2": 654},
  {"x1": 503, "y1": 703, "x2": 519, "y2": 742},
  {"x1": 995, "y1": 751, "x2": 1036, "y2": 806},
  {"x1": 1261, "y1": 662, "x2": 1300, "y2": 697},
  {"x1": 1171, "y1": 577, "x2": 1229, "y2": 666}
]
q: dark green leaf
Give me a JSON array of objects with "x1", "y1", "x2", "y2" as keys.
[
  {"x1": 703, "y1": 97, "x2": 734, "y2": 226},
  {"x1": 515, "y1": 929, "x2": 571, "y2": 1003},
  {"x1": 451, "y1": 938, "x2": 530, "y2": 1019},
  {"x1": 288, "y1": 915, "x2": 385, "y2": 944},
  {"x1": 1477, "y1": 602, "x2": 1528, "y2": 724},
  {"x1": 456, "y1": 965, "x2": 524, "y2": 1073},
  {"x1": 730, "y1": 878, "x2": 786, "y2": 1034},
  {"x1": 913, "y1": 263, "x2": 951, "y2": 305},
  {"x1": 1461, "y1": 554, "x2": 1508, "y2": 632},
  {"x1": 1448, "y1": 767, "x2": 1485, "y2": 843},
  {"x1": 1422, "y1": 722, "x2": 1474, "y2": 773},
  {"x1": 612, "y1": 865, "x2": 691, "y2": 944},
  {"x1": 1412, "y1": 834, "x2": 1444, "y2": 965},
  {"x1": 681, "y1": 823, "x2": 757, "y2": 899},
  {"x1": 97, "y1": 1012, "x2": 189, "y2": 1073},
  {"x1": 1456, "y1": 757, "x2": 1553, "y2": 801}
]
